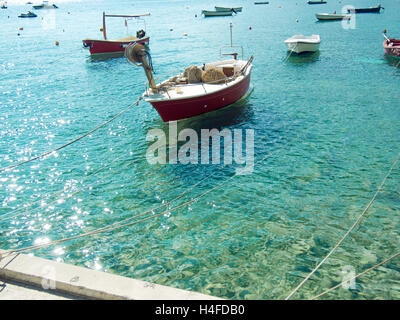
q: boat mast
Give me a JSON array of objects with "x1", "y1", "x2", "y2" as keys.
[{"x1": 103, "y1": 11, "x2": 107, "y2": 40}]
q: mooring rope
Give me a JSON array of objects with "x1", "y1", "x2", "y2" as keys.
[
  {"x1": 0, "y1": 115, "x2": 321, "y2": 260},
  {"x1": 0, "y1": 97, "x2": 142, "y2": 173},
  {"x1": 282, "y1": 44, "x2": 298, "y2": 62},
  {"x1": 0, "y1": 166, "x2": 233, "y2": 259},
  {"x1": 0, "y1": 153, "x2": 145, "y2": 222},
  {"x1": 310, "y1": 249, "x2": 400, "y2": 300},
  {"x1": 285, "y1": 153, "x2": 400, "y2": 300}
]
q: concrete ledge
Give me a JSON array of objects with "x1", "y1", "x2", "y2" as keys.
[{"x1": 0, "y1": 250, "x2": 221, "y2": 300}]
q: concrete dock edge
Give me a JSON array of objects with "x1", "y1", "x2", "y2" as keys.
[{"x1": 0, "y1": 250, "x2": 221, "y2": 300}]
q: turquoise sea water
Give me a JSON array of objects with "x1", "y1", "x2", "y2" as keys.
[{"x1": 1, "y1": 0, "x2": 399, "y2": 299}]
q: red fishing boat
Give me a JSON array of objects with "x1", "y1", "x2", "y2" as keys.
[
  {"x1": 383, "y1": 32, "x2": 400, "y2": 58},
  {"x1": 126, "y1": 24, "x2": 253, "y2": 122},
  {"x1": 82, "y1": 12, "x2": 150, "y2": 56}
]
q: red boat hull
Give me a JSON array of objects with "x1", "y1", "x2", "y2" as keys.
[
  {"x1": 383, "y1": 39, "x2": 400, "y2": 58},
  {"x1": 149, "y1": 74, "x2": 251, "y2": 122},
  {"x1": 82, "y1": 37, "x2": 149, "y2": 55}
]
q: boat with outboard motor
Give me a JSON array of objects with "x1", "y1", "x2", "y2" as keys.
[
  {"x1": 82, "y1": 12, "x2": 150, "y2": 56},
  {"x1": 126, "y1": 24, "x2": 253, "y2": 122},
  {"x1": 383, "y1": 31, "x2": 400, "y2": 58},
  {"x1": 347, "y1": 4, "x2": 383, "y2": 13}
]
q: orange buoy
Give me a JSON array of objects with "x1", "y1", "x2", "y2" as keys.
[{"x1": 55, "y1": 41, "x2": 59, "y2": 46}]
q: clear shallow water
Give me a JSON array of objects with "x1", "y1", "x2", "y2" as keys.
[{"x1": 1, "y1": 0, "x2": 399, "y2": 299}]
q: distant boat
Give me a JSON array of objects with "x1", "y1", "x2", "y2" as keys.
[
  {"x1": 33, "y1": 1, "x2": 58, "y2": 9},
  {"x1": 254, "y1": 2, "x2": 269, "y2": 4},
  {"x1": 284, "y1": 35, "x2": 320, "y2": 54},
  {"x1": 202, "y1": 10, "x2": 233, "y2": 17},
  {"x1": 315, "y1": 13, "x2": 351, "y2": 20},
  {"x1": 347, "y1": 4, "x2": 383, "y2": 13},
  {"x1": 1, "y1": 5, "x2": 7, "y2": 9},
  {"x1": 383, "y1": 33, "x2": 400, "y2": 58},
  {"x1": 18, "y1": 11, "x2": 37, "y2": 18},
  {"x1": 215, "y1": 6, "x2": 242, "y2": 12},
  {"x1": 82, "y1": 12, "x2": 150, "y2": 56},
  {"x1": 308, "y1": 1, "x2": 327, "y2": 4}
]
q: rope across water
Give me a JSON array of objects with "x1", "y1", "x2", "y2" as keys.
[
  {"x1": 0, "y1": 97, "x2": 142, "y2": 173},
  {"x1": 285, "y1": 153, "x2": 400, "y2": 300}
]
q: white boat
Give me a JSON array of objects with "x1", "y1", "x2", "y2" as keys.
[
  {"x1": 215, "y1": 6, "x2": 243, "y2": 12},
  {"x1": 315, "y1": 13, "x2": 351, "y2": 20},
  {"x1": 202, "y1": 10, "x2": 233, "y2": 16},
  {"x1": 32, "y1": 1, "x2": 58, "y2": 9},
  {"x1": 284, "y1": 35, "x2": 320, "y2": 53}
]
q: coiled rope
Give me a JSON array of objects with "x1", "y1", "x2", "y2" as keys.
[
  {"x1": 285, "y1": 153, "x2": 400, "y2": 300},
  {"x1": 0, "y1": 97, "x2": 142, "y2": 173}
]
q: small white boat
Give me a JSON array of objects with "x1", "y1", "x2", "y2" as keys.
[
  {"x1": 284, "y1": 35, "x2": 320, "y2": 53},
  {"x1": 202, "y1": 10, "x2": 233, "y2": 16},
  {"x1": 215, "y1": 6, "x2": 243, "y2": 12},
  {"x1": 315, "y1": 13, "x2": 351, "y2": 20},
  {"x1": 32, "y1": 1, "x2": 58, "y2": 9}
]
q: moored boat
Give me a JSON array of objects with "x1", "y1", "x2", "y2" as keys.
[
  {"x1": 383, "y1": 33, "x2": 400, "y2": 58},
  {"x1": 215, "y1": 6, "x2": 242, "y2": 12},
  {"x1": 82, "y1": 12, "x2": 150, "y2": 56},
  {"x1": 347, "y1": 4, "x2": 383, "y2": 13},
  {"x1": 202, "y1": 10, "x2": 233, "y2": 17},
  {"x1": 32, "y1": 1, "x2": 58, "y2": 9},
  {"x1": 308, "y1": 1, "x2": 327, "y2": 4},
  {"x1": 254, "y1": 2, "x2": 269, "y2": 4},
  {"x1": 284, "y1": 35, "x2": 320, "y2": 54},
  {"x1": 315, "y1": 13, "x2": 351, "y2": 20},
  {"x1": 125, "y1": 23, "x2": 253, "y2": 122},
  {"x1": 18, "y1": 11, "x2": 37, "y2": 18}
]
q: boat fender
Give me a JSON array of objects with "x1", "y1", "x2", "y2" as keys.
[{"x1": 136, "y1": 29, "x2": 146, "y2": 39}]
